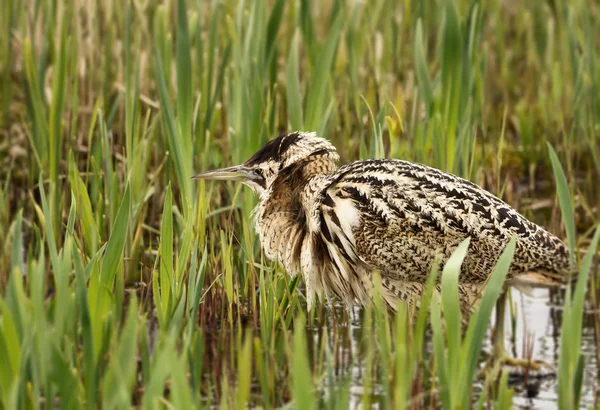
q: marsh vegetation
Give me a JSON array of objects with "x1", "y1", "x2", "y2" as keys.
[{"x1": 0, "y1": 0, "x2": 599, "y2": 408}]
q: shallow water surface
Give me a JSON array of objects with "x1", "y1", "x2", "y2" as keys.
[
  {"x1": 313, "y1": 287, "x2": 599, "y2": 409},
  {"x1": 508, "y1": 288, "x2": 598, "y2": 409}
]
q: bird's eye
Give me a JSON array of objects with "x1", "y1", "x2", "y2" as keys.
[{"x1": 255, "y1": 168, "x2": 265, "y2": 178}]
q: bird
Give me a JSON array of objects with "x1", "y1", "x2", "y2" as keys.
[{"x1": 193, "y1": 131, "x2": 572, "y2": 369}]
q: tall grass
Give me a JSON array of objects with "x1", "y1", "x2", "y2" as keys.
[{"x1": 1, "y1": 0, "x2": 599, "y2": 408}]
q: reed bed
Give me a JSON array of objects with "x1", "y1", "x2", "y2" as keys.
[{"x1": 0, "y1": 0, "x2": 599, "y2": 408}]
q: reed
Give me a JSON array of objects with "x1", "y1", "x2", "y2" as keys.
[{"x1": 0, "y1": 0, "x2": 598, "y2": 408}]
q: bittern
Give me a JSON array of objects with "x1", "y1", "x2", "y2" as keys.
[{"x1": 193, "y1": 132, "x2": 571, "y2": 370}]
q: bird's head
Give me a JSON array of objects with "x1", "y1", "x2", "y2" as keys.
[{"x1": 192, "y1": 132, "x2": 338, "y2": 197}]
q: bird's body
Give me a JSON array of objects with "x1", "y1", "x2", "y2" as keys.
[{"x1": 195, "y1": 132, "x2": 571, "y2": 311}]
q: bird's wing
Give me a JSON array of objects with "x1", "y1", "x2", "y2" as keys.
[{"x1": 318, "y1": 159, "x2": 570, "y2": 284}]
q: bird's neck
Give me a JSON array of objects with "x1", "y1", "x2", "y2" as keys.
[{"x1": 255, "y1": 154, "x2": 338, "y2": 274}]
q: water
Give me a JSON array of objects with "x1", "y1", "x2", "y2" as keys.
[
  {"x1": 318, "y1": 288, "x2": 599, "y2": 408},
  {"x1": 508, "y1": 288, "x2": 598, "y2": 409},
  {"x1": 197, "y1": 271, "x2": 599, "y2": 407}
]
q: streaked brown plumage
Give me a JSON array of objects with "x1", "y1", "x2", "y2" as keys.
[{"x1": 193, "y1": 132, "x2": 572, "y2": 311}]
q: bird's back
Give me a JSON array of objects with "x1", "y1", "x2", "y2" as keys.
[{"x1": 316, "y1": 159, "x2": 571, "y2": 288}]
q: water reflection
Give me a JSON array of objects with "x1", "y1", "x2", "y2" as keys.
[
  {"x1": 311, "y1": 287, "x2": 598, "y2": 408},
  {"x1": 508, "y1": 288, "x2": 598, "y2": 409}
]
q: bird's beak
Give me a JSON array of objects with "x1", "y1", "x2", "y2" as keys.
[{"x1": 191, "y1": 165, "x2": 259, "y2": 182}]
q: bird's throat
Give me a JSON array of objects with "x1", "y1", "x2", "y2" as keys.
[{"x1": 255, "y1": 154, "x2": 338, "y2": 275}]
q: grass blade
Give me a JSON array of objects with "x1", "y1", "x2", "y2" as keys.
[{"x1": 547, "y1": 143, "x2": 577, "y2": 266}]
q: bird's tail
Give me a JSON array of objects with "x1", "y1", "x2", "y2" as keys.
[
  {"x1": 507, "y1": 263, "x2": 577, "y2": 296},
  {"x1": 512, "y1": 231, "x2": 576, "y2": 293},
  {"x1": 507, "y1": 271, "x2": 569, "y2": 294}
]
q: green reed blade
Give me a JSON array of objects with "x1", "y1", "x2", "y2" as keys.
[
  {"x1": 414, "y1": 19, "x2": 433, "y2": 112},
  {"x1": 102, "y1": 297, "x2": 139, "y2": 409},
  {"x1": 547, "y1": 143, "x2": 577, "y2": 267},
  {"x1": 286, "y1": 30, "x2": 304, "y2": 131},
  {"x1": 304, "y1": 12, "x2": 342, "y2": 133},
  {"x1": 291, "y1": 316, "x2": 316, "y2": 410}
]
